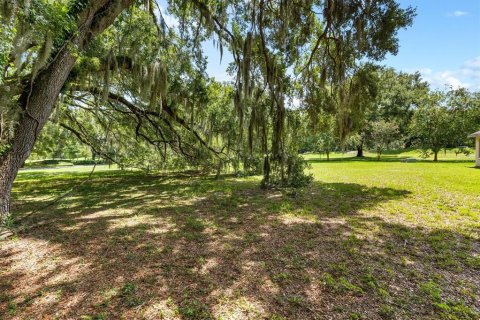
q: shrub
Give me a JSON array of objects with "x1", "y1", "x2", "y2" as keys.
[{"x1": 265, "y1": 154, "x2": 313, "y2": 188}]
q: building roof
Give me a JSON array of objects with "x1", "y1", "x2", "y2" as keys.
[{"x1": 469, "y1": 131, "x2": 480, "y2": 138}]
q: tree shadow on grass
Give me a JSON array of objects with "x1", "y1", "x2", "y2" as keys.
[{"x1": 1, "y1": 173, "x2": 479, "y2": 319}]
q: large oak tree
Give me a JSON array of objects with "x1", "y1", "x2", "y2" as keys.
[{"x1": 0, "y1": 0, "x2": 135, "y2": 221}]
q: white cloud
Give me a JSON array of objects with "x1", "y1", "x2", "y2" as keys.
[
  {"x1": 437, "y1": 72, "x2": 467, "y2": 89},
  {"x1": 418, "y1": 68, "x2": 480, "y2": 90},
  {"x1": 418, "y1": 68, "x2": 471, "y2": 90},
  {"x1": 461, "y1": 57, "x2": 480, "y2": 79},
  {"x1": 414, "y1": 57, "x2": 480, "y2": 90},
  {"x1": 450, "y1": 10, "x2": 469, "y2": 17},
  {"x1": 463, "y1": 57, "x2": 480, "y2": 69}
]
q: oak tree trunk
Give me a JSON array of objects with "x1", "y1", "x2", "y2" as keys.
[
  {"x1": 0, "y1": 0, "x2": 134, "y2": 223},
  {"x1": 356, "y1": 144, "x2": 364, "y2": 157}
]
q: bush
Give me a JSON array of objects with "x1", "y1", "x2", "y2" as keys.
[
  {"x1": 265, "y1": 154, "x2": 313, "y2": 188},
  {"x1": 284, "y1": 155, "x2": 313, "y2": 188}
]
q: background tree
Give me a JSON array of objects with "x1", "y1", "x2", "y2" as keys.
[
  {"x1": 366, "y1": 120, "x2": 400, "y2": 160},
  {"x1": 300, "y1": 62, "x2": 381, "y2": 158},
  {"x1": 445, "y1": 88, "x2": 480, "y2": 148},
  {"x1": 374, "y1": 68, "x2": 429, "y2": 141},
  {"x1": 315, "y1": 114, "x2": 338, "y2": 161},
  {"x1": 341, "y1": 67, "x2": 429, "y2": 155},
  {"x1": 31, "y1": 122, "x2": 78, "y2": 160},
  {"x1": 409, "y1": 89, "x2": 480, "y2": 162},
  {"x1": 409, "y1": 93, "x2": 452, "y2": 161}
]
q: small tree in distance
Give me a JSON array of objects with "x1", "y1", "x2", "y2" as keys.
[
  {"x1": 316, "y1": 131, "x2": 337, "y2": 161},
  {"x1": 315, "y1": 115, "x2": 338, "y2": 161},
  {"x1": 409, "y1": 93, "x2": 452, "y2": 162},
  {"x1": 366, "y1": 120, "x2": 401, "y2": 160}
]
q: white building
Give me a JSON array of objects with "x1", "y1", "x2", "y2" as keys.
[{"x1": 469, "y1": 131, "x2": 480, "y2": 167}]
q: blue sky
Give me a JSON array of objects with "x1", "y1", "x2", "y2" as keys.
[
  {"x1": 161, "y1": 1, "x2": 480, "y2": 90},
  {"x1": 384, "y1": 0, "x2": 480, "y2": 90}
]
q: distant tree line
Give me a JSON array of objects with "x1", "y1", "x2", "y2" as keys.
[{"x1": 296, "y1": 67, "x2": 480, "y2": 161}]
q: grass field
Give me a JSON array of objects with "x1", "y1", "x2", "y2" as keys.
[{"x1": 1, "y1": 154, "x2": 479, "y2": 319}]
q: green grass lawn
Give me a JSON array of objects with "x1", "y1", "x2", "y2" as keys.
[
  {"x1": 1, "y1": 156, "x2": 479, "y2": 319},
  {"x1": 302, "y1": 147, "x2": 476, "y2": 162}
]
